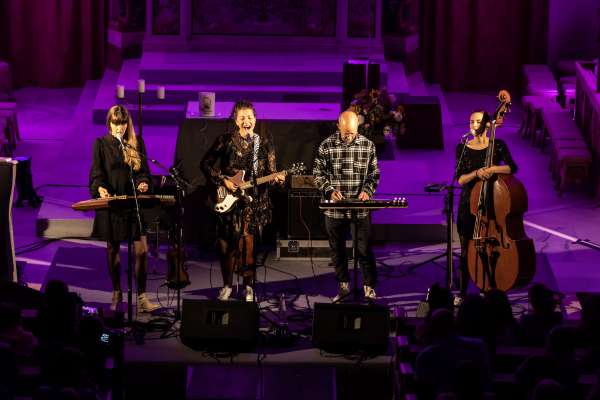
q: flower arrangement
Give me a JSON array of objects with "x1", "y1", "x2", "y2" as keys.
[{"x1": 348, "y1": 88, "x2": 406, "y2": 139}]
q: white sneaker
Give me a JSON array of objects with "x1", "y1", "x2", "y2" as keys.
[
  {"x1": 453, "y1": 295, "x2": 463, "y2": 307},
  {"x1": 333, "y1": 282, "x2": 350, "y2": 303},
  {"x1": 218, "y1": 285, "x2": 232, "y2": 301},
  {"x1": 245, "y1": 285, "x2": 254, "y2": 302},
  {"x1": 364, "y1": 285, "x2": 377, "y2": 301},
  {"x1": 137, "y1": 293, "x2": 160, "y2": 313}
]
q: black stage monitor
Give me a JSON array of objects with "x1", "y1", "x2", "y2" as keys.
[
  {"x1": 180, "y1": 299, "x2": 259, "y2": 352},
  {"x1": 312, "y1": 302, "x2": 390, "y2": 355}
]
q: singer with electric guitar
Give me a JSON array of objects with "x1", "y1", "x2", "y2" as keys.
[
  {"x1": 201, "y1": 100, "x2": 285, "y2": 302},
  {"x1": 89, "y1": 105, "x2": 160, "y2": 313}
]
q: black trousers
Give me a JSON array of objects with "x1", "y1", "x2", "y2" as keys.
[
  {"x1": 458, "y1": 234, "x2": 471, "y2": 297},
  {"x1": 325, "y1": 216, "x2": 377, "y2": 287}
]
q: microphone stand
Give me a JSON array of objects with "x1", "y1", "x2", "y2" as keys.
[
  {"x1": 116, "y1": 139, "x2": 144, "y2": 324},
  {"x1": 406, "y1": 134, "x2": 470, "y2": 289},
  {"x1": 149, "y1": 158, "x2": 192, "y2": 322}
]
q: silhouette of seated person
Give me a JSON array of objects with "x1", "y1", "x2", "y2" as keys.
[
  {"x1": 578, "y1": 294, "x2": 600, "y2": 372},
  {"x1": 35, "y1": 347, "x2": 99, "y2": 400},
  {"x1": 77, "y1": 315, "x2": 108, "y2": 388},
  {"x1": 519, "y1": 283, "x2": 563, "y2": 346},
  {"x1": 435, "y1": 359, "x2": 496, "y2": 400},
  {"x1": 457, "y1": 292, "x2": 520, "y2": 361},
  {"x1": 531, "y1": 379, "x2": 567, "y2": 400},
  {"x1": 36, "y1": 280, "x2": 82, "y2": 348},
  {"x1": 515, "y1": 325, "x2": 582, "y2": 400},
  {"x1": 0, "y1": 301, "x2": 37, "y2": 359},
  {"x1": 415, "y1": 283, "x2": 454, "y2": 345},
  {"x1": 415, "y1": 309, "x2": 491, "y2": 400},
  {"x1": 484, "y1": 289, "x2": 521, "y2": 348},
  {"x1": 0, "y1": 343, "x2": 17, "y2": 399}
]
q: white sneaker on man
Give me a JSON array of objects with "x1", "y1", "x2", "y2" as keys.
[
  {"x1": 218, "y1": 285, "x2": 232, "y2": 301},
  {"x1": 364, "y1": 285, "x2": 377, "y2": 301},
  {"x1": 332, "y1": 282, "x2": 350, "y2": 303},
  {"x1": 245, "y1": 285, "x2": 254, "y2": 302}
]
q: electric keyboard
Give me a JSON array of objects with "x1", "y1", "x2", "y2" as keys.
[
  {"x1": 319, "y1": 198, "x2": 408, "y2": 210},
  {"x1": 72, "y1": 195, "x2": 176, "y2": 211}
]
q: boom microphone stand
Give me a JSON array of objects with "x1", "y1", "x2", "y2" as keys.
[
  {"x1": 405, "y1": 133, "x2": 471, "y2": 289},
  {"x1": 150, "y1": 159, "x2": 192, "y2": 321}
]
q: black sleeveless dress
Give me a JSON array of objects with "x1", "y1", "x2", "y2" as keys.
[{"x1": 455, "y1": 139, "x2": 518, "y2": 238}]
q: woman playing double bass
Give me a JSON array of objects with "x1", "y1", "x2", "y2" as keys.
[{"x1": 455, "y1": 110, "x2": 518, "y2": 301}]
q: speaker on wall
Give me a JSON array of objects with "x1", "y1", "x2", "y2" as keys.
[
  {"x1": 342, "y1": 60, "x2": 381, "y2": 110},
  {"x1": 180, "y1": 299, "x2": 259, "y2": 352},
  {"x1": 312, "y1": 302, "x2": 390, "y2": 355}
]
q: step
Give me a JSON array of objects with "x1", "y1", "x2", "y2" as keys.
[
  {"x1": 36, "y1": 186, "x2": 93, "y2": 239},
  {"x1": 138, "y1": 51, "x2": 388, "y2": 86}
]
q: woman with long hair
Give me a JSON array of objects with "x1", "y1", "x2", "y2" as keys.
[
  {"x1": 455, "y1": 110, "x2": 518, "y2": 302},
  {"x1": 201, "y1": 100, "x2": 284, "y2": 302},
  {"x1": 89, "y1": 105, "x2": 159, "y2": 313}
]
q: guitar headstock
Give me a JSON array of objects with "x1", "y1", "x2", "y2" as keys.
[
  {"x1": 494, "y1": 89, "x2": 511, "y2": 126},
  {"x1": 287, "y1": 162, "x2": 306, "y2": 175}
]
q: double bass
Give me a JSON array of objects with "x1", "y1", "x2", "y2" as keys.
[{"x1": 467, "y1": 90, "x2": 536, "y2": 291}]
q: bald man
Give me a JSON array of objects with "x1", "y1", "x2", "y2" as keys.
[{"x1": 313, "y1": 110, "x2": 380, "y2": 302}]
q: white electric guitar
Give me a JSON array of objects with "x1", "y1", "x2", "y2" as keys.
[{"x1": 209, "y1": 163, "x2": 305, "y2": 213}]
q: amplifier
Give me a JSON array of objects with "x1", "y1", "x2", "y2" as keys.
[
  {"x1": 287, "y1": 190, "x2": 327, "y2": 239},
  {"x1": 290, "y1": 175, "x2": 316, "y2": 190}
]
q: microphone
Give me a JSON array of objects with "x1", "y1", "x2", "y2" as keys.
[
  {"x1": 114, "y1": 133, "x2": 125, "y2": 149},
  {"x1": 461, "y1": 129, "x2": 474, "y2": 141},
  {"x1": 115, "y1": 134, "x2": 133, "y2": 150}
]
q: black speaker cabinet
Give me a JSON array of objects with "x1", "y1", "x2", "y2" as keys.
[
  {"x1": 287, "y1": 190, "x2": 327, "y2": 239},
  {"x1": 0, "y1": 159, "x2": 17, "y2": 282},
  {"x1": 342, "y1": 61, "x2": 381, "y2": 110},
  {"x1": 312, "y1": 302, "x2": 390, "y2": 355},
  {"x1": 180, "y1": 299, "x2": 259, "y2": 352}
]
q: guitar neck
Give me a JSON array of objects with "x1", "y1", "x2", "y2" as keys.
[{"x1": 239, "y1": 170, "x2": 285, "y2": 190}]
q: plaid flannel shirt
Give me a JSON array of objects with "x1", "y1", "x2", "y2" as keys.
[{"x1": 313, "y1": 133, "x2": 380, "y2": 219}]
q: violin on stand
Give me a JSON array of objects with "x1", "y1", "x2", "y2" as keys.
[{"x1": 467, "y1": 90, "x2": 536, "y2": 291}]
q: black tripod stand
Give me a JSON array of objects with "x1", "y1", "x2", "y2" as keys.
[
  {"x1": 348, "y1": 210, "x2": 364, "y2": 302},
  {"x1": 150, "y1": 159, "x2": 192, "y2": 321},
  {"x1": 404, "y1": 184, "x2": 461, "y2": 288}
]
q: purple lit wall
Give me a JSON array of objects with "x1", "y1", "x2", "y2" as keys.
[{"x1": 547, "y1": 0, "x2": 597, "y2": 66}]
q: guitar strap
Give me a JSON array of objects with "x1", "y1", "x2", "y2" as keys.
[{"x1": 252, "y1": 135, "x2": 260, "y2": 177}]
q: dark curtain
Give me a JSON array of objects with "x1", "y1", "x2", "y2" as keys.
[
  {"x1": 420, "y1": 0, "x2": 548, "y2": 92},
  {"x1": 0, "y1": 0, "x2": 106, "y2": 88}
]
